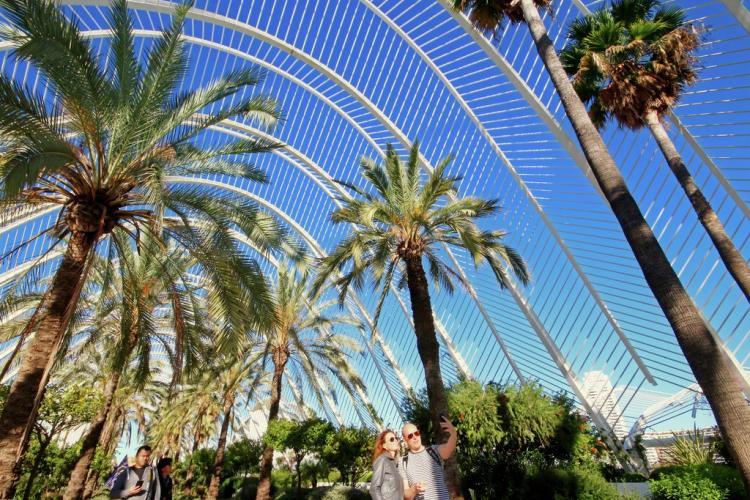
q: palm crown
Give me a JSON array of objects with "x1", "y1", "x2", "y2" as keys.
[
  {"x1": 263, "y1": 263, "x2": 364, "y2": 416},
  {"x1": 316, "y1": 142, "x2": 529, "y2": 325},
  {"x1": 560, "y1": 0, "x2": 700, "y2": 129},
  {"x1": 0, "y1": 0, "x2": 288, "y2": 332},
  {"x1": 453, "y1": 0, "x2": 553, "y2": 31}
]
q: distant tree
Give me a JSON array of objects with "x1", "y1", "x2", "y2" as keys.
[
  {"x1": 224, "y1": 438, "x2": 264, "y2": 479},
  {"x1": 263, "y1": 418, "x2": 333, "y2": 493},
  {"x1": 255, "y1": 263, "x2": 363, "y2": 500},
  {"x1": 322, "y1": 426, "x2": 375, "y2": 487},
  {"x1": 14, "y1": 385, "x2": 101, "y2": 499}
]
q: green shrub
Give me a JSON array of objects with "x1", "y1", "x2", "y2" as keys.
[
  {"x1": 306, "y1": 485, "x2": 370, "y2": 500},
  {"x1": 223, "y1": 475, "x2": 258, "y2": 499},
  {"x1": 650, "y1": 464, "x2": 747, "y2": 500},
  {"x1": 524, "y1": 467, "x2": 622, "y2": 500},
  {"x1": 650, "y1": 473, "x2": 727, "y2": 500},
  {"x1": 272, "y1": 468, "x2": 295, "y2": 490}
]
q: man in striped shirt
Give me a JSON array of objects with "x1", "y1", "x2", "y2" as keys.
[{"x1": 399, "y1": 417, "x2": 457, "y2": 500}]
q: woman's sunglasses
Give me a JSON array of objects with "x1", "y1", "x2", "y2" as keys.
[{"x1": 387, "y1": 436, "x2": 398, "y2": 443}]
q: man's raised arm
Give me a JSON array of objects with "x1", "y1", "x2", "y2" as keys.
[{"x1": 438, "y1": 417, "x2": 457, "y2": 460}]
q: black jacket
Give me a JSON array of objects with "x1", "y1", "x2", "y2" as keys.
[
  {"x1": 370, "y1": 454, "x2": 403, "y2": 500},
  {"x1": 158, "y1": 474, "x2": 172, "y2": 500}
]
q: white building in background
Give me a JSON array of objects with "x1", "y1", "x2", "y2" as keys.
[
  {"x1": 582, "y1": 371, "x2": 660, "y2": 466},
  {"x1": 234, "y1": 401, "x2": 304, "y2": 443},
  {"x1": 581, "y1": 371, "x2": 629, "y2": 439}
]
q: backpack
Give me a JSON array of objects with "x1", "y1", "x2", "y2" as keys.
[{"x1": 402, "y1": 446, "x2": 442, "y2": 471}]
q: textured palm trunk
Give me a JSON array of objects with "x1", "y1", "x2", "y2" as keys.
[
  {"x1": 645, "y1": 111, "x2": 750, "y2": 302},
  {"x1": 63, "y1": 371, "x2": 122, "y2": 500},
  {"x1": 21, "y1": 434, "x2": 52, "y2": 500},
  {"x1": 519, "y1": 0, "x2": 750, "y2": 492},
  {"x1": 0, "y1": 231, "x2": 95, "y2": 499},
  {"x1": 81, "y1": 406, "x2": 121, "y2": 500},
  {"x1": 256, "y1": 349, "x2": 288, "y2": 500},
  {"x1": 182, "y1": 425, "x2": 203, "y2": 497},
  {"x1": 404, "y1": 256, "x2": 464, "y2": 500},
  {"x1": 206, "y1": 397, "x2": 233, "y2": 500}
]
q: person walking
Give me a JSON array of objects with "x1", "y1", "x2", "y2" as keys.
[
  {"x1": 369, "y1": 430, "x2": 404, "y2": 500},
  {"x1": 400, "y1": 417, "x2": 457, "y2": 500},
  {"x1": 109, "y1": 445, "x2": 161, "y2": 499},
  {"x1": 156, "y1": 457, "x2": 173, "y2": 500}
]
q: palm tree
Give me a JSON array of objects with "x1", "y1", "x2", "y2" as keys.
[
  {"x1": 0, "y1": 0, "x2": 286, "y2": 494},
  {"x1": 63, "y1": 242, "x2": 209, "y2": 500},
  {"x1": 256, "y1": 263, "x2": 364, "y2": 500},
  {"x1": 453, "y1": 0, "x2": 750, "y2": 489},
  {"x1": 161, "y1": 349, "x2": 264, "y2": 500},
  {"x1": 53, "y1": 348, "x2": 168, "y2": 499},
  {"x1": 206, "y1": 352, "x2": 267, "y2": 500},
  {"x1": 559, "y1": 0, "x2": 750, "y2": 302},
  {"x1": 314, "y1": 142, "x2": 529, "y2": 499},
  {"x1": 149, "y1": 369, "x2": 222, "y2": 497}
]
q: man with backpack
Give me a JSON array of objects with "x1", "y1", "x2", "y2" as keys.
[
  {"x1": 400, "y1": 417, "x2": 457, "y2": 500},
  {"x1": 109, "y1": 445, "x2": 161, "y2": 499}
]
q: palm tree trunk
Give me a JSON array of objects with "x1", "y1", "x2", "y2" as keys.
[
  {"x1": 183, "y1": 425, "x2": 203, "y2": 497},
  {"x1": 644, "y1": 111, "x2": 750, "y2": 301},
  {"x1": 518, "y1": 0, "x2": 750, "y2": 492},
  {"x1": 207, "y1": 397, "x2": 233, "y2": 500},
  {"x1": 21, "y1": 434, "x2": 52, "y2": 500},
  {"x1": 256, "y1": 350, "x2": 288, "y2": 500},
  {"x1": 82, "y1": 406, "x2": 123, "y2": 500},
  {"x1": 404, "y1": 256, "x2": 463, "y2": 500},
  {"x1": 63, "y1": 371, "x2": 122, "y2": 500},
  {"x1": 0, "y1": 231, "x2": 96, "y2": 499}
]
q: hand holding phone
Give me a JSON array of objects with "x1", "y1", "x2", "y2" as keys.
[
  {"x1": 438, "y1": 414, "x2": 455, "y2": 435},
  {"x1": 135, "y1": 480, "x2": 144, "y2": 488}
]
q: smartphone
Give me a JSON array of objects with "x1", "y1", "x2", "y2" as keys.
[
  {"x1": 135, "y1": 480, "x2": 144, "y2": 488},
  {"x1": 439, "y1": 413, "x2": 448, "y2": 422}
]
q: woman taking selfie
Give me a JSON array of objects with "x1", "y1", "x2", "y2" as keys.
[{"x1": 369, "y1": 430, "x2": 404, "y2": 500}]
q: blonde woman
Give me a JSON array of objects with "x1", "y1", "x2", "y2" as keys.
[{"x1": 369, "y1": 430, "x2": 404, "y2": 500}]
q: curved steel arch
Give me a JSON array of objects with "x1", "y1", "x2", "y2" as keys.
[{"x1": 4, "y1": 0, "x2": 742, "y2": 442}]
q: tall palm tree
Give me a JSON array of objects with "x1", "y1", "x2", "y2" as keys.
[
  {"x1": 559, "y1": 0, "x2": 750, "y2": 302},
  {"x1": 205, "y1": 352, "x2": 266, "y2": 500},
  {"x1": 453, "y1": 1, "x2": 750, "y2": 489},
  {"x1": 63, "y1": 242, "x2": 209, "y2": 500},
  {"x1": 0, "y1": 0, "x2": 286, "y2": 494},
  {"x1": 170, "y1": 369, "x2": 222, "y2": 497},
  {"x1": 160, "y1": 348, "x2": 265, "y2": 500},
  {"x1": 256, "y1": 263, "x2": 364, "y2": 500},
  {"x1": 314, "y1": 142, "x2": 529, "y2": 499}
]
